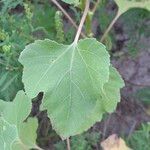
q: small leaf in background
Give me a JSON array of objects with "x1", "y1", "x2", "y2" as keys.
[
  {"x1": 126, "y1": 123, "x2": 150, "y2": 150},
  {"x1": 135, "y1": 87, "x2": 150, "y2": 105},
  {"x1": 1, "y1": 0, "x2": 23, "y2": 14},
  {"x1": 0, "y1": 69, "x2": 23, "y2": 101},
  {"x1": 61, "y1": 0, "x2": 80, "y2": 6},
  {"x1": 101, "y1": 134, "x2": 131, "y2": 150},
  {"x1": 32, "y1": 2, "x2": 56, "y2": 39},
  {"x1": 115, "y1": 0, "x2": 150, "y2": 15},
  {"x1": 0, "y1": 91, "x2": 39, "y2": 149},
  {"x1": 101, "y1": 66, "x2": 125, "y2": 113}
]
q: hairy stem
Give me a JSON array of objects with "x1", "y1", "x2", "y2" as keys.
[
  {"x1": 51, "y1": 0, "x2": 86, "y2": 38},
  {"x1": 100, "y1": 11, "x2": 121, "y2": 43},
  {"x1": 74, "y1": 0, "x2": 90, "y2": 43},
  {"x1": 66, "y1": 138, "x2": 71, "y2": 150}
]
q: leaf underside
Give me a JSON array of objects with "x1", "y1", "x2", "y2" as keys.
[{"x1": 19, "y1": 38, "x2": 124, "y2": 139}]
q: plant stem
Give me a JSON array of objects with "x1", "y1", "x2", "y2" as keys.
[
  {"x1": 74, "y1": 0, "x2": 90, "y2": 43},
  {"x1": 100, "y1": 11, "x2": 121, "y2": 43},
  {"x1": 36, "y1": 145, "x2": 44, "y2": 150},
  {"x1": 91, "y1": 0, "x2": 100, "y2": 14},
  {"x1": 51, "y1": 0, "x2": 86, "y2": 38},
  {"x1": 66, "y1": 138, "x2": 71, "y2": 150},
  {"x1": 85, "y1": 12, "x2": 93, "y2": 37}
]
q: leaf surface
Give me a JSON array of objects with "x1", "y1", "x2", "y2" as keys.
[
  {"x1": 101, "y1": 66, "x2": 124, "y2": 113},
  {"x1": 1, "y1": 91, "x2": 31, "y2": 126},
  {"x1": 0, "y1": 118, "x2": 18, "y2": 150},
  {"x1": 19, "y1": 38, "x2": 110, "y2": 138},
  {"x1": 0, "y1": 91, "x2": 38, "y2": 149},
  {"x1": 19, "y1": 38, "x2": 110, "y2": 99}
]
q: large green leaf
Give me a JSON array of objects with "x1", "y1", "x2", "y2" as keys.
[
  {"x1": 19, "y1": 38, "x2": 110, "y2": 98},
  {"x1": 19, "y1": 38, "x2": 110, "y2": 138},
  {"x1": 115, "y1": 0, "x2": 150, "y2": 14},
  {"x1": 0, "y1": 91, "x2": 39, "y2": 149}
]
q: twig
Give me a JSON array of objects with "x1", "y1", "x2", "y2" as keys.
[
  {"x1": 125, "y1": 79, "x2": 150, "y2": 87},
  {"x1": 100, "y1": 11, "x2": 121, "y2": 43},
  {"x1": 127, "y1": 120, "x2": 137, "y2": 139},
  {"x1": 36, "y1": 145, "x2": 44, "y2": 150},
  {"x1": 74, "y1": 0, "x2": 90, "y2": 43},
  {"x1": 91, "y1": 0, "x2": 100, "y2": 14},
  {"x1": 50, "y1": 0, "x2": 86, "y2": 38},
  {"x1": 102, "y1": 114, "x2": 112, "y2": 140},
  {"x1": 66, "y1": 138, "x2": 71, "y2": 150}
]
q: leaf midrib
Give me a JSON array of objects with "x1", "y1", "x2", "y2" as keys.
[{"x1": 32, "y1": 43, "x2": 75, "y2": 95}]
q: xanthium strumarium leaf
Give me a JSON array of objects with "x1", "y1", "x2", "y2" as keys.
[{"x1": 19, "y1": 38, "x2": 124, "y2": 138}]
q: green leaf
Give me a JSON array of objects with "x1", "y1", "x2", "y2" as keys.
[
  {"x1": 0, "y1": 118, "x2": 38, "y2": 150},
  {"x1": 1, "y1": 0, "x2": 23, "y2": 14},
  {"x1": 68, "y1": 66, "x2": 124, "y2": 138},
  {"x1": 0, "y1": 91, "x2": 38, "y2": 149},
  {"x1": 0, "y1": 91, "x2": 31, "y2": 126},
  {"x1": 19, "y1": 38, "x2": 124, "y2": 139},
  {"x1": 0, "y1": 117, "x2": 18, "y2": 150},
  {"x1": 61, "y1": 0, "x2": 80, "y2": 6},
  {"x1": 115, "y1": 0, "x2": 150, "y2": 14},
  {"x1": 19, "y1": 38, "x2": 110, "y2": 98},
  {"x1": 32, "y1": 2, "x2": 56, "y2": 39},
  {"x1": 101, "y1": 66, "x2": 125, "y2": 113},
  {"x1": 135, "y1": 87, "x2": 150, "y2": 104},
  {"x1": 126, "y1": 123, "x2": 150, "y2": 150},
  {"x1": 19, "y1": 38, "x2": 110, "y2": 138},
  {"x1": 17, "y1": 119, "x2": 38, "y2": 148},
  {"x1": 0, "y1": 69, "x2": 23, "y2": 101}
]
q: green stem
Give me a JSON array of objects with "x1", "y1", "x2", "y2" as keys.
[
  {"x1": 66, "y1": 138, "x2": 71, "y2": 150},
  {"x1": 100, "y1": 11, "x2": 121, "y2": 43},
  {"x1": 91, "y1": 0, "x2": 100, "y2": 14},
  {"x1": 85, "y1": 11, "x2": 93, "y2": 37},
  {"x1": 74, "y1": 0, "x2": 90, "y2": 43},
  {"x1": 51, "y1": 0, "x2": 86, "y2": 38}
]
